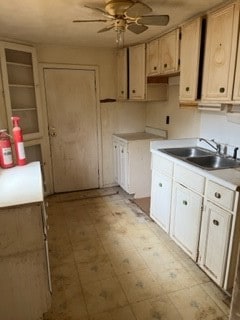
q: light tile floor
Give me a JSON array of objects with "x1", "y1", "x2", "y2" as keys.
[{"x1": 43, "y1": 187, "x2": 230, "y2": 320}]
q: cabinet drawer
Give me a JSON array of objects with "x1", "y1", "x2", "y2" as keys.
[
  {"x1": 206, "y1": 181, "x2": 235, "y2": 211},
  {"x1": 174, "y1": 164, "x2": 205, "y2": 194},
  {"x1": 151, "y1": 153, "x2": 173, "y2": 177}
]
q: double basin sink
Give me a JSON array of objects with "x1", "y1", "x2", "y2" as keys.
[{"x1": 159, "y1": 147, "x2": 240, "y2": 170}]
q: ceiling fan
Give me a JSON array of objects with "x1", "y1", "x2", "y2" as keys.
[{"x1": 73, "y1": 0, "x2": 169, "y2": 45}]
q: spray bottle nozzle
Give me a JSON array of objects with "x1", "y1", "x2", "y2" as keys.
[{"x1": 11, "y1": 116, "x2": 20, "y2": 127}]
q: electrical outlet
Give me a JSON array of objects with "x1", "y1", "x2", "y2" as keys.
[{"x1": 166, "y1": 116, "x2": 170, "y2": 125}]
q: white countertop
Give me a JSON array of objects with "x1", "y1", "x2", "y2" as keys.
[
  {"x1": 0, "y1": 161, "x2": 44, "y2": 208},
  {"x1": 151, "y1": 138, "x2": 240, "y2": 191},
  {"x1": 113, "y1": 132, "x2": 164, "y2": 142}
]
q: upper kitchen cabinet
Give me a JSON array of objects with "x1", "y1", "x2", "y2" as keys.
[
  {"x1": 179, "y1": 17, "x2": 204, "y2": 105},
  {"x1": 129, "y1": 43, "x2": 146, "y2": 100},
  {"x1": 233, "y1": 22, "x2": 240, "y2": 101},
  {"x1": 147, "y1": 38, "x2": 160, "y2": 76},
  {"x1": 201, "y1": 3, "x2": 239, "y2": 102},
  {"x1": 0, "y1": 42, "x2": 42, "y2": 140},
  {"x1": 146, "y1": 28, "x2": 180, "y2": 77},
  {"x1": 159, "y1": 28, "x2": 180, "y2": 75},
  {"x1": 117, "y1": 47, "x2": 128, "y2": 100}
]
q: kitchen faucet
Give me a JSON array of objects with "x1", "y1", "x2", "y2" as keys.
[{"x1": 199, "y1": 138, "x2": 221, "y2": 154}]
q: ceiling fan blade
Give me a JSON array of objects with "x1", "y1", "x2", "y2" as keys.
[
  {"x1": 127, "y1": 23, "x2": 148, "y2": 34},
  {"x1": 125, "y1": 2, "x2": 152, "y2": 19},
  {"x1": 73, "y1": 19, "x2": 108, "y2": 23},
  {"x1": 137, "y1": 15, "x2": 169, "y2": 26},
  {"x1": 98, "y1": 24, "x2": 115, "y2": 33}
]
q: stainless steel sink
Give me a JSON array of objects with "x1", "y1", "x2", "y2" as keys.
[
  {"x1": 159, "y1": 147, "x2": 213, "y2": 158},
  {"x1": 187, "y1": 155, "x2": 240, "y2": 170}
]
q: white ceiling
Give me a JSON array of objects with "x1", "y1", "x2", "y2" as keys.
[{"x1": 0, "y1": 0, "x2": 227, "y2": 48}]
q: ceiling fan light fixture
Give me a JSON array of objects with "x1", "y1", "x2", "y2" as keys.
[{"x1": 115, "y1": 28, "x2": 125, "y2": 48}]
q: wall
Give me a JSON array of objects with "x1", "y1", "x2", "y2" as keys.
[
  {"x1": 200, "y1": 111, "x2": 240, "y2": 154},
  {"x1": 37, "y1": 45, "x2": 146, "y2": 188},
  {"x1": 146, "y1": 77, "x2": 201, "y2": 139}
]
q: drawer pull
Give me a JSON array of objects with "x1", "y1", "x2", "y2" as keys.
[
  {"x1": 185, "y1": 87, "x2": 190, "y2": 92},
  {"x1": 121, "y1": 90, "x2": 124, "y2": 94},
  {"x1": 183, "y1": 200, "x2": 188, "y2": 206},
  {"x1": 158, "y1": 182, "x2": 163, "y2": 187},
  {"x1": 219, "y1": 87, "x2": 225, "y2": 93},
  {"x1": 214, "y1": 192, "x2": 221, "y2": 199},
  {"x1": 154, "y1": 66, "x2": 157, "y2": 70},
  {"x1": 132, "y1": 89, "x2": 136, "y2": 93},
  {"x1": 164, "y1": 63, "x2": 168, "y2": 68},
  {"x1": 213, "y1": 219, "x2": 219, "y2": 226}
]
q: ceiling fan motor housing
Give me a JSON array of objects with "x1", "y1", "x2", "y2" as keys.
[{"x1": 105, "y1": 0, "x2": 134, "y2": 16}]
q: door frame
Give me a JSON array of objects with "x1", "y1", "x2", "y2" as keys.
[{"x1": 39, "y1": 63, "x2": 103, "y2": 194}]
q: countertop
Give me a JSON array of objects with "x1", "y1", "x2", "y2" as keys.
[
  {"x1": 0, "y1": 161, "x2": 43, "y2": 208},
  {"x1": 151, "y1": 138, "x2": 240, "y2": 191},
  {"x1": 113, "y1": 132, "x2": 164, "y2": 142}
]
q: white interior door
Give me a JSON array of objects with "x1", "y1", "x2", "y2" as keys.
[{"x1": 44, "y1": 68, "x2": 99, "y2": 193}]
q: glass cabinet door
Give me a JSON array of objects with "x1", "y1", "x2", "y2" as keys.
[{"x1": 0, "y1": 42, "x2": 42, "y2": 140}]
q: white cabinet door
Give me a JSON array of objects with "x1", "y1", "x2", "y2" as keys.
[
  {"x1": 150, "y1": 170, "x2": 172, "y2": 233},
  {"x1": 117, "y1": 48, "x2": 128, "y2": 100},
  {"x1": 170, "y1": 182, "x2": 202, "y2": 261},
  {"x1": 113, "y1": 140, "x2": 119, "y2": 183},
  {"x1": 119, "y1": 142, "x2": 128, "y2": 191},
  {"x1": 129, "y1": 43, "x2": 146, "y2": 100},
  {"x1": 198, "y1": 201, "x2": 232, "y2": 286}
]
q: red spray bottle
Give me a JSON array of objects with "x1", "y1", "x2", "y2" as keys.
[
  {"x1": 0, "y1": 129, "x2": 14, "y2": 168},
  {"x1": 11, "y1": 116, "x2": 27, "y2": 166}
]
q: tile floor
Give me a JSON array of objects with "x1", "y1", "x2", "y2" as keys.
[{"x1": 43, "y1": 187, "x2": 230, "y2": 320}]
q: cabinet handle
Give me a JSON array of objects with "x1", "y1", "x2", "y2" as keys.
[
  {"x1": 219, "y1": 87, "x2": 225, "y2": 93},
  {"x1": 164, "y1": 63, "x2": 167, "y2": 68},
  {"x1": 115, "y1": 146, "x2": 117, "y2": 149},
  {"x1": 132, "y1": 89, "x2": 136, "y2": 93},
  {"x1": 183, "y1": 200, "x2": 188, "y2": 206},
  {"x1": 185, "y1": 87, "x2": 190, "y2": 92},
  {"x1": 121, "y1": 90, "x2": 124, "y2": 94},
  {"x1": 154, "y1": 66, "x2": 157, "y2": 70},
  {"x1": 121, "y1": 149, "x2": 124, "y2": 153},
  {"x1": 213, "y1": 219, "x2": 219, "y2": 226},
  {"x1": 158, "y1": 182, "x2": 163, "y2": 187},
  {"x1": 214, "y1": 192, "x2": 221, "y2": 199}
]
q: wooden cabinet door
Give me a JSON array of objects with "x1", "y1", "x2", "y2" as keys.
[
  {"x1": 129, "y1": 44, "x2": 146, "y2": 100},
  {"x1": 202, "y1": 3, "x2": 239, "y2": 101},
  {"x1": 159, "y1": 29, "x2": 180, "y2": 74},
  {"x1": 117, "y1": 48, "x2": 128, "y2": 100},
  {"x1": 179, "y1": 18, "x2": 202, "y2": 102},
  {"x1": 147, "y1": 39, "x2": 160, "y2": 76},
  {"x1": 233, "y1": 29, "x2": 240, "y2": 101},
  {"x1": 150, "y1": 170, "x2": 172, "y2": 233},
  {"x1": 198, "y1": 201, "x2": 232, "y2": 286},
  {"x1": 170, "y1": 182, "x2": 202, "y2": 261}
]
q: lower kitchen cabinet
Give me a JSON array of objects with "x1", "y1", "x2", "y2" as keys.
[
  {"x1": 150, "y1": 148, "x2": 240, "y2": 292},
  {"x1": 0, "y1": 202, "x2": 51, "y2": 320},
  {"x1": 170, "y1": 182, "x2": 203, "y2": 261},
  {"x1": 113, "y1": 133, "x2": 164, "y2": 198},
  {"x1": 198, "y1": 201, "x2": 232, "y2": 286},
  {"x1": 150, "y1": 170, "x2": 172, "y2": 232}
]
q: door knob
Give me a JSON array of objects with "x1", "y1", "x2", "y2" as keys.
[{"x1": 49, "y1": 127, "x2": 56, "y2": 137}]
